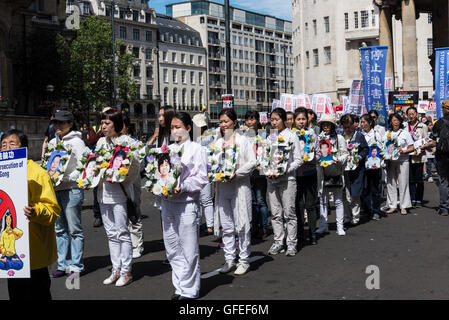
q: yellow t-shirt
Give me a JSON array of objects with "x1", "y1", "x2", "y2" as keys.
[
  {"x1": 27, "y1": 160, "x2": 61, "y2": 270},
  {"x1": 0, "y1": 228, "x2": 23, "y2": 256}
]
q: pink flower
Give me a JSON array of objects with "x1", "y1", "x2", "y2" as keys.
[
  {"x1": 8, "y1": 270, "x2": 15, "y2": 277},
  {"x1": 161, "y1": 144, "x2": 169, "y2": 154},
  {"x1": 20, "y1": 254, "x2": 25, "y2": 259},
  {"x1": 347, "y1": 144, "x2": 354, "y2": 150}
]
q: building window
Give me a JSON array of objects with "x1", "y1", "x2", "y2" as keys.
[
  {"x1": 182, "y1": 89, "x2": 187, "y2": 107},
  {"x1": 199, "y1": 89, "x2": 204, "y2": 106},
  {"x1": 190, "y1": 54, "x2": 194, "y2": 64},
  {"x1": 199, "y1": 72, "x2": 204, "y2": 85},
  {"x1": 146, "y1": 31, "x2": 152, "y2": 42},
  {"x1": 182, "y1": 71, "x2": 186, "y2": 84},
  {"x1": 200, "y1": 17, "x2": 205, "y2": 24},
  {"x1": 313, "y1": 19, "x2": 317, "y2": 36},
  {"x1": 133, "y1": 28, "x2": 140, "y2": 41},
  {"x1": 145, "y1": 48, "x2": 151, "y2": 60},
  {"x1": 146, "y1": 66, "x2": 153, "y2": 79},
  {"x1": 427, "y1": 38, "x2": 434, "y2": 57},
  {"x1": 190, "y1": 71, "x2": 195, "y2": 84},
  {"x1": 344, "y1": 13, "x2": 348, "y2": 30},
  {"x1": 354, "y1": 12, "x2": 359, "y2": 29},
  {"x1": 305, "y1": 22, "x2": 308, "y2": 31},
  {"x1": 163, "y1": 87, "x2": 169, "y2": 105},
  {"x1": 173, "y1": 88, "x2": 178, "y2": 107},
  {"x1": 119, "y1": 26, "x2": 127, "y2": 39},
  {"x1": 181, "y1": 53, "x2": 186, "y2": 63},
  {"x1": 145, "y1": 12, "x2": 152, "y2": 24},
  {"x1": 163, "y1": 69, "x2": 168, "y2": 83},
  {"x1": 371, "y1": 10, "x2": 376, "y2": 26},
  {"x1": 191, "y1": 89, "x2": 195, "y2": 109},
  {"x1": 198, "y1": 56, "x2": 203, "y2": 65},
  {"x1": 133, "y1": 65, "x2": 140, "y2": 77},
  {"x1": 306, "y1": 51, "x2": 310, "y2": 68},
  {"x1": 163, "y1": 51, "x2": 167, "y2": 61},
  {"x1": 324, "y1": 46, "x2": 331, "y2": 64},
  {"x1": 172, "y1": 52, "x2": 177, "y2": 62},
  {"x1": 313, "y1": 49, "x2": 319, "y2": 66},
  {"x1": 147, "y1": 85, "x2": 153, "y2": 100},
  {"x1": 361, "y1": 10, "x2": 368, "y2": 28},
  {"x1": 173, "y1": 70, "x2": 177, "y2": 83},
  {"x1": 324, "y1": 16, "x2": 330, "y2": 33},
  {"x1": 132, "y1": 47, "x2": 139, "y2": 58},
  {"x1": 132, "y1": 10, "x2": 138, "y2": 22}
]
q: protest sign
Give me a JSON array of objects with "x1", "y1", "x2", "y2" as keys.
[{"x1": 0, "y1": 147, "x2": 30, "y2": 279}]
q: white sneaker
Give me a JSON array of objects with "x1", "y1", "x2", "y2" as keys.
[
  {"x1": 103, "y1": 268, "x2": 121, "y2": 285},
  {"x1": 337, "y1": 229, "x2": 346, "y2": 236},
  {"x1": 268, "y1": 243, "x2": 285, "y2": 255},
  {"x1": 234, "y1": 263, "x2": 250, "y2": 275},
  {"x1": 115, "y1": 272, "x2": 133, "y2": 287},
  {"x1": 219, "y1": 261, "x2": 236, "y2": 274},
  {"x1": 132, "y1": 250, "x2": 142, "y2": 259},
  {"x1": 285, "y1": 246, "x2": 297, "y2": 257},
  {"x1": 428, "y1": 177, "x2": 433, "y2": 182}
]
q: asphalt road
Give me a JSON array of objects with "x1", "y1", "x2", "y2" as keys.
[{"x1": 1, "y1": 179, "x2": 448, "y2": 300}]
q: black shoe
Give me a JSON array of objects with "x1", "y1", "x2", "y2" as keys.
[
  {"x1": 93, "y1": 218, "x2": 103, "y2": 228},
  {"x1": 171, "y1": 294, "x2": 181, "y2": 300},
  {"x1": 438, "y1": 209, "x2": 449, "y2": 216}
]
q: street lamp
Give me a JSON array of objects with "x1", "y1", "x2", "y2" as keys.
[{"x1": 281, "y1": 45, "x2": 287, "y2": 94}]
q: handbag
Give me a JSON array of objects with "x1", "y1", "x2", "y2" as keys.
[{"x1": 119, "y1": 183, "x2": 139, "y2": 225}]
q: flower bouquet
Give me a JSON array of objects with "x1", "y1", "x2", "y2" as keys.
[
  {"x1": 76, "y1": 151, "x2": 103, "y2": 189},
  {"x1": 345, "y1": 142, "x2": 360, "y2": 171},
  {"x1": 142, "y1": 144, "x2": 184, "y2": 197},
  {"x1": 293, "y1": 128, "x2": 315, "y2": 162},
  {"x1": 383, "y1": 132, "x2": 400, "y2": 161},
  {"x1": 207, "y1": 140, "x2": 239, "y2": 182},
  {"x1": 41, "y1": 141, "x2": 75, "y2": 186},
  {"x1": 318, "y1": 132, "x2": 336, "y2": 168},
  {"x1": 260, "y1": 135, "x2": 293, "y2": 176}
]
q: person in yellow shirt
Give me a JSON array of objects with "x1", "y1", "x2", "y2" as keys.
[
  {"x1": 0, "y1": 211, "x2": 24, "y2": 270},
  {"x1": 1, "y1": 129, "x2": 61, "y2": 300}
]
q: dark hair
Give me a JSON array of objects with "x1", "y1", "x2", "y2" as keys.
[
  {"x1": 122, "y1": 113, "x2": 135, "y2": 137},
  {"x1": 368, "y1": 110, "x2": 379, "y2": 117},
  {"x1": 360, "y1": 114, "x2": 375, "y2": 129},
  {"x1": 271, "y1": 108, "x2": 287, "y2": 122},
  {"x1": 351, "y1": 115, "x2": 360, "y2": 124},
  {"x1": 1, "y1": 129, "x2": 28, "y2": 148},
  {"x1": 406, "y1": 106, "x2": 418, "y2": 115},
  {"x1": 173, "y1": 112, "x2": 193, "y2": 140},
  {"x1": 3, "y1": 211, "x2": 12, "y2": 231},
  {"x1": 298, "y1": 135, "x2": 307, "y2": 144},
  {"x1": 293, "y1": 107, "x2": 309, "y2": 128},
  {"x1": 320, "y1": 140, "x2": 331, "y2": 148},
  {"x1": 112, "y1": 149, "x2": 127, "y2": 166},
  {"x1": 101, "y1": 108, "x2": 124, "y2": 133},
  {"x1": 157, "y1": 153, "x2": 172, "y2": 172},
  {"x1": 286, "y1": 111, "x2": 294, "y2": 116},
  {"x1": 340, "y1": 114, "x2": 354, "y2": 125},
  {"x1": 388, "y1": 113, "x2": 404, "y2": 131},
  {"x1": 307, "y1": 109, "x2": 317, "y2": 125},
  {"x1": 158, "y1": 106, "x2": 175, "y2": 147},
  {"x1": 219, "y1": 108, "x2": 238, "y2": 122},
  {"x1": 245, "y1": 110, "x2": 259, "y2": 121}
]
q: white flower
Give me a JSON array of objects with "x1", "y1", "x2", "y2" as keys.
[
  {"x1": 153, "y1": 184, "x2": 162, "y2": 195},
  {"x1": 122, "y1": 159, "x2": 130, "y2": 165}
]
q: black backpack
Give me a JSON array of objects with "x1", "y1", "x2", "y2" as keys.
[{"x1": 437, "y1": 118, "x2": 449, "y2": 154}]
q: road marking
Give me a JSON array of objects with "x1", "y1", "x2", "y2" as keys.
[{"x1": 201, "y1": 256, "x2": 265, "y2": 279}]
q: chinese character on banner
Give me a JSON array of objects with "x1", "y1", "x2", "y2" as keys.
[
  {"x1": 259, "y1": 112, "x2": 268, "y2": 125},
  {"x1": 280, "y1": 94, "x2": 295, "y2": 112}
]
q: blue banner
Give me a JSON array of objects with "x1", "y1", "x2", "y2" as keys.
[
  {"x1": 435, "y1": 47, "x2": 449, "y2": 119},
  {"x1": 0, "y1": 147, "x2": 27, "y2": 162},
  {"x1": 360, "y1": 46, "x2": 388, "y2": 127}
]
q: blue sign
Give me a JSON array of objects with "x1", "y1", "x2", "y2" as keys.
[
  {"x1": 0, "y1": 147, "x2": 27, "y2": 162},
  {"x1": 435, "y1": 47, "x2": 449, "y2": 119},
  {"x1": 360, "y1": 46, "x2": 388, "y2": 127}
]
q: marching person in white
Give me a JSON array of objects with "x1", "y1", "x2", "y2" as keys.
[
  {"x1": 214, "y1": 108, "x2": 256, "y2": 275},
  {"x1": 96, "y1": 108, "x2": 140, "y2": 287},
  {"x1": 316, "y1": 114, "x2": 349, "y2": 236},
  {"x1": 384, "y1": 113, "x2": 415, "y2": 215},
  {"x1": 266, "y1": 108, "x2": 302, "y2": 256},
  {"x1": 162, "y1": 112, "x2": 208, "y2": 300},
  {"x1": 49, "y1": 110, "x2": 88, "y2": 278}
]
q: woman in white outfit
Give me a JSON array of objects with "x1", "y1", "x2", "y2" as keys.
[
  {"x1": 316, "y1": 114, "x2": 349, "y2": 236},
  {"x1": 383, "y1": 113, "x2": 414, "y2": 215},
  {"x1": 161, "y1": 112, "x2": 208, "y2": 300},
  {"x1": 96, "y1": 109, "x2": 140, "y2": 287},
  {"x1": 266, "y1": 108, "x2": 302, "y2": 256},
  {"x1": 214, "y1": 108, "x2": 256, "y2": 276}
]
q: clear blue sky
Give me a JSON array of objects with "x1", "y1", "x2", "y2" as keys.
[{"x1": 150, "y1": 0, "x2": 292, "y2": 21}]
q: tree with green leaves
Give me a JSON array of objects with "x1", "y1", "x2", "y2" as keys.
[{"x1": 59, "y1": 15, "x2": 137, "y2": 115}]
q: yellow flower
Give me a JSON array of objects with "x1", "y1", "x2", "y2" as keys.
[
  {"x1": 292, "y1": 128, "x2": 297, "y2": 133},
  {"x1": 101, "y1": 162, "x2": 109, "y2": 168},
  {"x1": 322, "y1": 161, "x2": 328, "y2": 168},
  {"x1": 300, "y1": 129, "x2": 306, "y2": 135},
  {"x1": 387, "y1": 133, "x2": 392, "y2": 139},
  {"x1": 278, "y1": 137, "x2": 285, "y2": 143},
  {"x1": 215, "y1": 172, "x2": 225, "y2": 181},
  {"x1": 202, "y1": 105, "x2": 207, "y2": 112},
  {"x1": 162, "y1": 186, "x2": 169, "y2": 197},
  {"x1": 77, "y1": 179, "x2": 84, "y2": 187},
  {"x1": 119, "y1": 167, "x2": 129, "y2": 176},
  {"x1": 303, "y1": 155, "x2": 309, "y2": 162}
]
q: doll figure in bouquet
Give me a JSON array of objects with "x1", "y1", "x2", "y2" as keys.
[
  {"x1": 111, "y1": 150, "x2": 127, "y2": 170},
  {"x1": 367, "y1": 146, "x2": 381, "y2": 169},
  {"x1": 320, "y1": 140, "x2": 333, "y2": 162},
  {"x1": 298, "y1": 135, "x2": 309, "y2": 157},
  {"x1": 385, "y1": 140, "x2": 396, "y2": 159},
  {"x1": 0, "y1": 211, "x2": 24, "y2": 271},
  {"x1": 83, "y1": 156, "x2": 97, "y2": 179}
]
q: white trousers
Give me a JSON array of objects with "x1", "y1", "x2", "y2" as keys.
[
  {"x1": 100, "y1": 202, "x2": 133, "y2": 273},
  {"x1": 267, "y1": 179, "x2": 297, "y2": 247},
  {"x1": 319, "y1": 189, "x2": 344, "y2": 232},
  {"x1": 386, "y1": 161, "x2": 412, "y2": 209},
  {"x1": 217, "y1": 182, "x2": 251, "y2": 264},
  {"x1": 161, "y1": 200, "x2": 201, "y2": 299},
  {"x1": 344, "y1": 182, "x2": 361, "y2": 224},
  {"x1": 200, "y1": 182, "x2": 214, "y2": 228}
]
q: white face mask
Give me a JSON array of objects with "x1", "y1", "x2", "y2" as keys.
[{"x1": 171, "y1": 128, "x2": 190, "y2": 143}]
